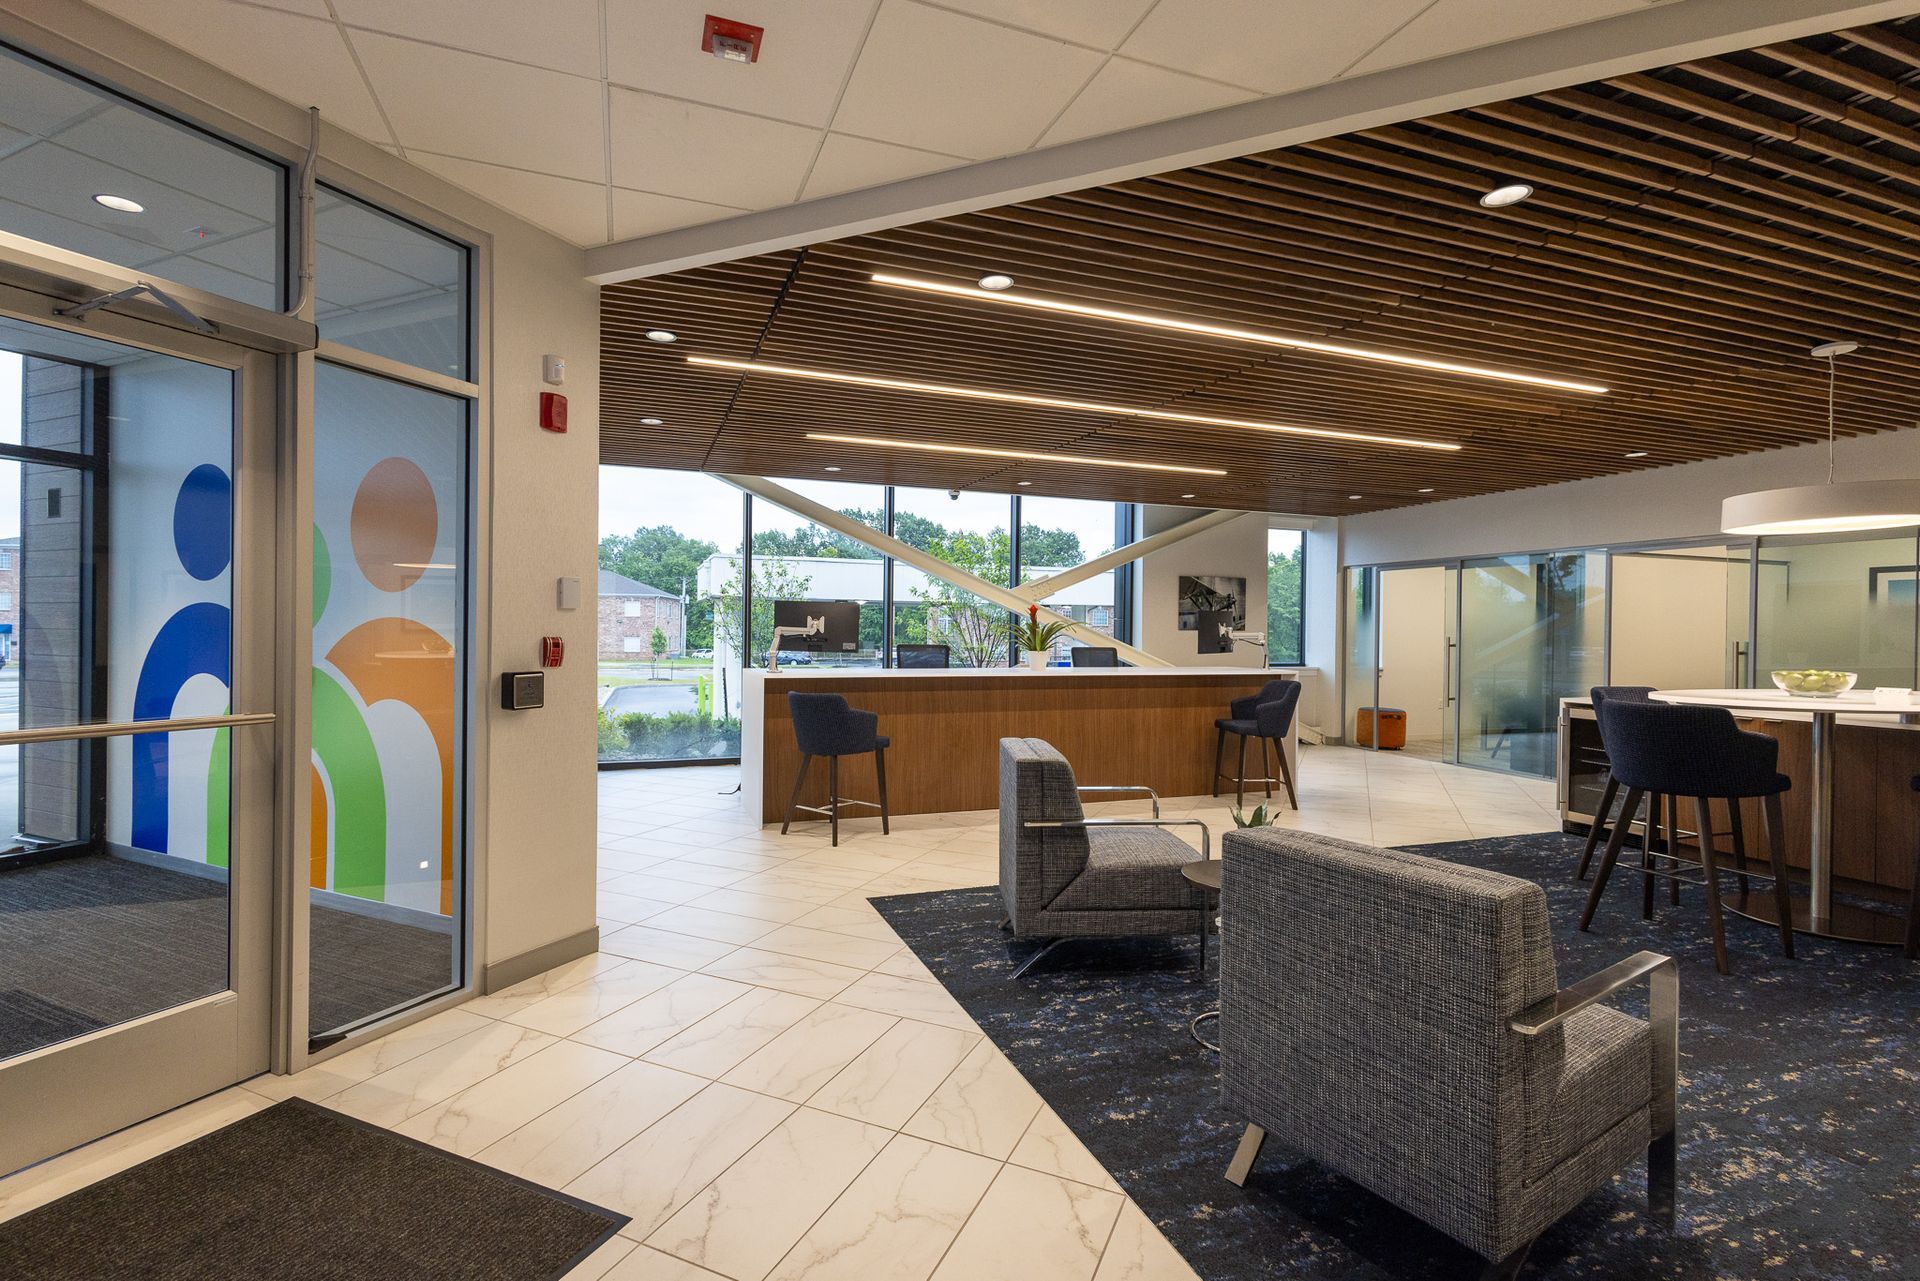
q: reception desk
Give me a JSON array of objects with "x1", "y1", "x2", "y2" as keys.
[{"x1": 742, "y1": 667, "x2": 1299, "y2": 824}]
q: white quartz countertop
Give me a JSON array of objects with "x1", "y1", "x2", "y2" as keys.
[{"x1": 749, "y1": 665, "x2": 1306, "y2": 680}]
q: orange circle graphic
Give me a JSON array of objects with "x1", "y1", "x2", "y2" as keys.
[{"x1": 351, "y1": 457, "x2": 439, "y2": 593}]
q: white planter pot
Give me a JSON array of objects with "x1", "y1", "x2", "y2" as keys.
[{"x1": 1023, "y1": 650, "x2": 1050, "y2": 671}]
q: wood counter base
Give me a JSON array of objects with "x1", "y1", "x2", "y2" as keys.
[{"x1": 745, "y1": 669, "x2": 1294, "y2": 825}]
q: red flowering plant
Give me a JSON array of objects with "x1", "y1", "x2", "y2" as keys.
[{"x1": 1014, "y1": 602, "x2": 1073, "y2": 652}]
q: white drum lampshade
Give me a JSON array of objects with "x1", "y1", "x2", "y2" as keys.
[{"x1": 1722, "y1": 480, "x2": 1920, "y2": 536}]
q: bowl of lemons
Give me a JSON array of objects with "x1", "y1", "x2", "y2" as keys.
[{"x1": 1770, "y1": 669, "x2": 1858, "y2": 698}]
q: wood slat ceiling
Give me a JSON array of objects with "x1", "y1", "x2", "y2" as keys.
[{"x1": 602, "y1": 18, "x2": 1920, "y2": 517}]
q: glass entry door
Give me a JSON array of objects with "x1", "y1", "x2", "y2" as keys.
[
  {"x1": 0, "y1": 302, "x2": 275, "y2": 1172},
  {"x1": 1457, "y1": 552, "x2": 1606, "y2": 777}
]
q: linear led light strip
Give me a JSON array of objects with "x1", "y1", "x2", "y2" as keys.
[
  {"x1": 870, "y1": 272, "x2": 1609, "y2": 396},
  {"x1": 688, "y1": 355, "x2": 1461, "y2": 453},
  {"x1": 803, "y1": 433, "x2": 1226, "y2": 476}
]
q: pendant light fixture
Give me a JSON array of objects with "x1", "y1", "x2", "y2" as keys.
[{"x1": 1721, "y1": 342, "x2": 1920, "y2": 536}]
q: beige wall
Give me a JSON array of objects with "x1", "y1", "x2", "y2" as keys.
[
  {"x1": 1137, "y1": 508, "x2": 1270, "y2": 668},
  {"x1": 1608, "y1": 551, "x2": 1736, "y2": 689}
]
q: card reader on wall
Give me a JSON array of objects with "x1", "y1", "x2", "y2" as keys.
[{"x1": 501, "y1": 671, "x2": 545, "y2": 710}]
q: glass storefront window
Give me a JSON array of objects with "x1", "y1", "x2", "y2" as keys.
[
  {"x1": 599, "y1": 466, "x2": 744, "y2": 763},
  {"x1": 315, "y1": 187, "x2": 469, "y2": 380},
  {"x1": 1267, "y1": 528, "x2": 1305, "y2": 666},
  {"x1": 308, "y1": 362, "x2": 468, "y2": 1038},
  {"x1": 1018, "y1": 495, "x2": 1117, "y2": 663},
  {"x1": 893, "y1": 488, "x2": 1014, "y2": 669},
  {"x1": 748, "y1": 482, "x2": 885, "y2": 670},
  {"x1": 0, "y1": 45, "x2": 284, "y2": 309}
]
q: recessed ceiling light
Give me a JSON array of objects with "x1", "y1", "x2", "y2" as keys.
[
  {"x1": 1180, "y1": 493, "x2": 1196, "y2": 499},
  {"x1": 871, "y1": 273, "x2": 1604, "y2": 395},
  {"x1": 1478, "y1": 182, "x2": 1534, "y2": 209},
  {"x1": 823, "y1": 465, "x2": 842, "y2": 472},
  {"x1": 803, "y1": 432, "x2": 1226, "y2": 477},
  {"x1": 1348, "y1": 494, "x2": 1363, "y2": 500},
  {"x1": 93, "y1": 193, "x2": 143, "y2": 213},
  {"x1": 1016, "y1": 480, "x2": 1032, "y2": 486},
  {"x1": 1417, "y1": 487, "x2": 1435, "y2": 493},
  {"x1": 690, "y1": 356, "x2": 1461, "y2": 453},
  {"x1": 1625, "y1": 450, "x2": 1649, "y2": 458},
  {"x1": 978, "y1": 273, "x2": 1014, "y2": 291},
  {"x1": 638, "y1": 416, "x2": 663, "y2": 425},
  {"x1": 644, "y1": 329, "x2": 677, "y2": 344}
]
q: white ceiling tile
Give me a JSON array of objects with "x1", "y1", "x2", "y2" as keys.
[
  {"x1": 607, "y1": 0, "x2": 881, "y2": 129},
  {"x1": 1120, "y1": 0, "x2": 1430, "y2": 94},
  {"x1": 610, "y1": 188, "x2": 752, "y2": 241},
  {"x1": 800, "y1": 133, "x2": 961, "y2": 200},
  {"x1": 1040, "y1": 57, "x2": 1254, "y2": 146},
  {"x1": 1345, "y1": 0, "x2": 1664, "y2": 76},
  {"x1": 609, "y1": 88, "x2": 819, "y2": 208},
  {"x1": 83, "y1": 0, "x2": 392, "y2": 144},
  {"x1": 830, "y1": 1, "x2": 1105, "y2": 158},
  {"x1": 331, "y1": 0, "x2": 603, "y2": 78},
  {"x1": 410, "y1": 152, "x2": 609, "y2": 246},
  {"x1": 920, "y1": 0, "x2": 1161, "y2": 49},
  {"x1": 349, "y1": 31, "x2": 605, "y2": 181}
]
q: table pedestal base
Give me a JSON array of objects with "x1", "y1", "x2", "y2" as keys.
[{"x1": 1723, "y1": 891, "x2": 1909, "y2": 946}]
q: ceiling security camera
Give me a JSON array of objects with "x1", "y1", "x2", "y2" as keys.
[{"x1": 947, "y1": 488, "x2": 961, "y2": 501}]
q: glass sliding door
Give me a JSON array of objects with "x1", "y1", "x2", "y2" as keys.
[
  {"x1": 1457, "y1": 551, "x2": 1606, "y2": 777},
  {"x1": 1342, "y1": 566, "x2": 1378, "y2": 745},
  {"x1": 1377, "y1": 565, "x2": 1451, "y2": 762},
  {"x1": 1608, "y1": 544, "x2": 1755, "y2": 689},
  {"x1": 0, "y1": 309, "x2": 275, "y2": 1173}
]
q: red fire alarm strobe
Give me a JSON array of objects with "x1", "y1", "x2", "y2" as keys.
[
  {"x1": 540, "y1": 636, "x2": 564, "y2": 668},
  {"x1": 702, "y1": 15, "x2": 763, "y2": 63},
  {"x1": 540, "y1": 391, "x2": 567, "y2": 433}
]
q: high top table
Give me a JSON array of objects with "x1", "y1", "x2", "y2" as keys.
[{"x1": 1651, "y1": 688, "x2": 1915, "y2": 944}]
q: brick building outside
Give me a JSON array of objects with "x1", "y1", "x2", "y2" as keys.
[{"x1": 597, "y1": 568, "x2": 685, "y2": 660}]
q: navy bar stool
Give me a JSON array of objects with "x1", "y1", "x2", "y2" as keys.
[
  {"x1": 1577, "y1": 686, "x2": 1681, "y2": 915},
  {"x1": 1069, "y1": 646, "x2": 1119, "y2": 667},
  {"x1": 1580, "y1": 698, "x2": 1796, "y2": 973},
  {"x1": 1907, "y1": 777, "x2": 1920, "y2": 959},
  {"x1": 782, "y1": 692, "x2": 890, "y2": 846},
  {"x1": 1213, "y1": 679, "x2": 1301, "y2": 809}
]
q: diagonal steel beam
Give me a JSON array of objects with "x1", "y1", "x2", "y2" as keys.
[
  {"x1": 1012, "y1": 508, "x2": 1246, "y2": 603},
  {"x1": 718, "y1": 473, "x2": 1171, "y2": 667}
]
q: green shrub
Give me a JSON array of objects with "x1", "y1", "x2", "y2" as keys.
[{"x1": 598, "y1": 708, "x2": 742, "y2": 761}]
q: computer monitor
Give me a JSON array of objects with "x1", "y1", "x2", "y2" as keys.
[{"x1": 771, "y1": 599, "x2": 861, "y2": 653}]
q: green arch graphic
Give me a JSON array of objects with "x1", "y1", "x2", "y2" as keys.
[{"x1": 313, "y1": 667, "x2": 388, "y2": 900}]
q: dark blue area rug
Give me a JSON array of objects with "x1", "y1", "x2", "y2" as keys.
[{"x1": 870, "y1": 832, "x2": 1917, "y2": 1281}]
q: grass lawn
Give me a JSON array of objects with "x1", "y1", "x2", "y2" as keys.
[{"x1": 598, "y1": 659, "x2": 706, "y2": 687}]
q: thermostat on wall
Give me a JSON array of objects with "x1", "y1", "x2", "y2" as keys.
[{"x1": 501, "y1": 671, "x2": 545, "y2": 710}]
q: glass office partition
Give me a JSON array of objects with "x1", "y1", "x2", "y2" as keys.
[
  {"x1": 1754, "y1": 530, "x2": 1920, "y2": 688},
  {"x1": 1457, "y1": 551, "x2": 1605, "y2": 777},
  {"x1": 748, "y1": 481, "x2": 885, "y2": 669},
  {"x1": 598, "y1": 466, "x2": 744, "y2": 763},
  {"x1": 1342, "y1": 566, "x2": 1378, "y2": 745},
  {"x1": 1610, "y1": 544, "x2": 1754, "y2": 689},
  {"x1": 1376, "y1": 565, "x2": 1451, "y2": 761}
]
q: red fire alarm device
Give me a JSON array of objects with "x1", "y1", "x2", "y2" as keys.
[
  {"x1": 541, "y1": 636, "x2": 564, "y2": 668},
  {"x1": 702, "y1": 15, "x2": 763, "y2": 63},
  {"x1": 539, "y1": 392, "x2": 568, "y2": 433}
]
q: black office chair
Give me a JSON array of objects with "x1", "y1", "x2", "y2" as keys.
[
  {"x1": 895, "y1": 643, "x2": 950, "y2": 669},
  {"x1": 1580, "y1": 698, "x2": 1796, "y2": 974},
  {"x1": 782, "y1": 692, "x2": 889, "y2": 846},
  {"x1": 1906, "y1": 778, "x2": 1920, "y2": 959},
  {"x1": 1069, "y1": 646, "x2": 1119, "y2": 667},
  {"x1": 1213, "y1": 680, "x2": 1301, "y2": 809}
]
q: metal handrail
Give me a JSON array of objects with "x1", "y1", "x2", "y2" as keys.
[{"x1": 0, "y1": 711, "x2": 275, "y2": 747}]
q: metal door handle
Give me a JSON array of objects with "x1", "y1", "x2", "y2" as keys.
[{"x1": 0, "y1": 711, "x2": 275, "y2": 746}]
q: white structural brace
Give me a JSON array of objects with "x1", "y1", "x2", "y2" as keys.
[
  {"x1": 719, "y1": 474, "x2": 1252, "y2": 669},
  {"x1": 1011, "y1": 509, "x2": 1243, "y2": 603}
]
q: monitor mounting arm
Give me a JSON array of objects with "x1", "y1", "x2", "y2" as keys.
[{"x1": 769, "y1": 618, "x2": 824, "y2": 673}]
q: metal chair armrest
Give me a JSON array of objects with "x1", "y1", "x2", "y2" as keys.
[
  {"x1": 1022, "y1": 817, "x2": 1209, "y2": 860},
  {"x1": 1076, "y1": 785, "x2": 1161, "y2": 817},
  {"x1": 1510, "y1": 950, "x2": 1678, "y2": 1143}
]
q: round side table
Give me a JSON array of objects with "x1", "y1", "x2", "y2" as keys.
[{"x1": 1182, "y1": 859, "x2": 1221, "y2": 1052}]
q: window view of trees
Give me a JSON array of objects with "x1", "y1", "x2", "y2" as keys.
[
  {"x1": 1268, "y1": 528, "x2": 1305, "y2": 666},
  {"x1": 596, "y1": 469, "x2": 1300, "y2": 763}
]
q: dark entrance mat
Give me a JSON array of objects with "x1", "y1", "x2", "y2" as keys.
[
  {"x1": 0, "y1": 1099, "x2": 627, "y2": 1281},
  {"x1": 872, "y1": 832, "x2": 1919, "y2": 1281}
]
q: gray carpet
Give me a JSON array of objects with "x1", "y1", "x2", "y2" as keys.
[
  {"x1": 0, "y1": 853, "x2": 456, "y2": 1058},
  {"x1": 0, "y1": 1099, "x2": 626, "y2": 1280}
]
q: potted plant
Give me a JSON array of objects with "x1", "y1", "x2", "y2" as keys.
[
  {"x1": 1232, "y1": 804, "x2": 1275, "y2": 829},
  {"x1": 1014, "y1": 603, "x2": 1072, "y2": 670}
]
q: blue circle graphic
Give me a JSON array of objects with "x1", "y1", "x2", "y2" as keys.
[{"x1": 174, "y1": 463, "x2": 232, "y2": 581}]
